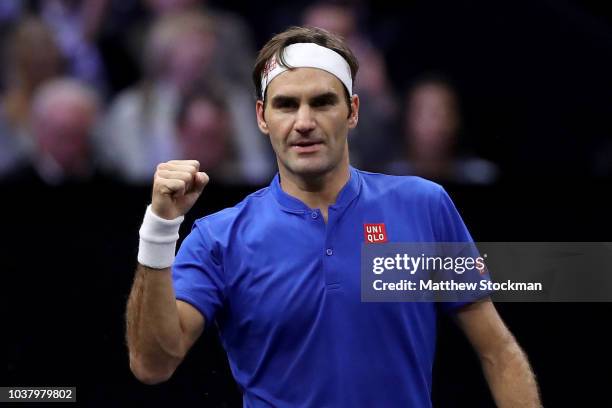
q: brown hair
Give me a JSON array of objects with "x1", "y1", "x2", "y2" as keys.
[
  {"x1": 252, "y1": 26, "x2": 359, "y2": 112},
  {"x1": 175, "y1": 80, "x2": 228, "y2": 127}
]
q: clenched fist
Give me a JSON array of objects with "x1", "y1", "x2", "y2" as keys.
[{"x1": 151, "y1": 160, "x2": 209, "y2": 220}]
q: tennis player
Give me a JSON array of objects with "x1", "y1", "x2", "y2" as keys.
[{"x1": 126, "y1": 26, "x2": 541, "y2": 407}]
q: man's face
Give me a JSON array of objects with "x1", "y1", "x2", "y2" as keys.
[
  {"x1": 406, "y1": 84, "x2": 459, "y2": 157},
  {"x1": 256, "y1": 67, "x2": 359, "y2": 178},
  {"x1": 35, "y1": 100, "x2": 95, "y2": 175},
  {"x1": 167, "y1": 30, "x2": 216, "y2": 92},
  {"x1": 178, "y1": 99, "x2": 228, "y2": 170}
]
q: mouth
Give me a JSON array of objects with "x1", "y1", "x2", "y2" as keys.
[{"x1": 290, "y1": 140, "x2": 324, "y2": 154}]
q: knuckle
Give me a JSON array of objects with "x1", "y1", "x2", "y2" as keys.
[{"x1": 174, "y1": 171, "x2": 189, "y2": 181}]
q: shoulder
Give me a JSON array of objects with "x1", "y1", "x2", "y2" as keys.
[
  {"x1": 106, "y1": 84, "x2": 169, "y2": 118},
  {"x1": 355, "y1": 168, "x2": 445, "y2": 200},
  {"x1": 108, "y1": 86, "x2": 141, "y2": 112},
  {"x1": 192, "y1": 185, "x2": 273, "y2": 238}
]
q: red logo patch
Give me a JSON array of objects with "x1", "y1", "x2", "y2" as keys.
[
  {"x1": 262, "y1": 56, "x2": 278, "y2": 81},
  {"x1": 364, "y1": 223, "x2": 388, "y2": 243}
]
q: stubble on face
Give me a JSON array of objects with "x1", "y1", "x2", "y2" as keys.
[{"x1": 258, "y1": 68, "x2": 355, "y2": 182}]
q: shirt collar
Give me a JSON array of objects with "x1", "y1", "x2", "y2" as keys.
[{"x1": 271, "y1": 166, "x2": 362, "y2": 213}]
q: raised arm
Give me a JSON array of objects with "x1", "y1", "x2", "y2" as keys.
[
  {"x1": 126, "y1": 160, "x2": 209, "y2": 384},
  {"x1": 454, "y1": 299, "x2": 542, "y2": 407}
]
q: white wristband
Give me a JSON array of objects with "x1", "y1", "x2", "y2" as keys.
[{"x1": 138, "y1": 205, "x2": 184, "y2": 269}]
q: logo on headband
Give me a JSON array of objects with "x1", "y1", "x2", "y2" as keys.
[{"x1": 263, "y1": 56, "x2": 278, "y2": 82}]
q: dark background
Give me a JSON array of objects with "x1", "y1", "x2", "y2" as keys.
[
  {"x1": 4, "y1": 0, "x2": 612, "y2": 406},
  {"x1": 5, "y1": 181, "x2": 612, "y2": 407}
]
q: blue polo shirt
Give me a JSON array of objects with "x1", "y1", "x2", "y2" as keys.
[{"x1": 173, "y1": 167, "x2": 476, "y2": 407}]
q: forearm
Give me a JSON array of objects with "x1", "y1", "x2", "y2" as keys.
[
  {"x1": 126, "y1": 264, "x2": 185, "y2": 383},
  {"x1": 481, "y1": 340, "x2": 541, "y2": 407},
  {"x1": 126, "y1": 160, "x2": 208, "y2": 383}
]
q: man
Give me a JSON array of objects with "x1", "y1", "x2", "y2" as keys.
[
  {"x1": 386, "y1": 74, "x2": 498, "y2": 185},
  {"x1": 174, "y1": 81, "x2": 246, "y2": 184},
  {"x1": 5, "y1": 78, "x2": 100, "y2": 185},
  {"x1": 126, "y1": 26, "x2": 541, "y2": 407}
]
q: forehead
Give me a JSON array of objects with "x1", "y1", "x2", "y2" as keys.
[{"x1": 266, "y1": 67, "x2": 345, "y2": 98}]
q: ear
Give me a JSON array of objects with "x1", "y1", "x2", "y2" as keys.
[
  {"x1": 255, "y1": 100, "x2": 269, "y2": 135},
  {"x1": 348, "y1": 94, "x2": 359, "y2": 129}
]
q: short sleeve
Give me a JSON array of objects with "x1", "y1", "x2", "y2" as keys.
[
  {"x1": 172, "y1": 221, "x2": 226, "y2": 328},
  {"x1": 435, "y1": 186, "x2": 474, "y2": 243},
  {"x1": 434, "y1": 186, "x2": 491, "y2": 312}
]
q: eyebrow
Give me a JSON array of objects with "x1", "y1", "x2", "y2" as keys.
[
  {"x1": 270, "y1": 95, "x2": 298, "y2": 107},
  {"x1": 310, "y1": 92, "x2": 340, "y2": 105},
  {"x1": 270, "y1": 92, "x2": 340, "y2": 107}
]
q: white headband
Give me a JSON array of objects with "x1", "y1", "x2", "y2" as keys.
[{"x1": 260, "y1": 42, "x2": 353, "y2": 99}]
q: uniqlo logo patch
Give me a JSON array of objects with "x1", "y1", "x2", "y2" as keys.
[{"x1": 364, "y1": 223, "x2": 388, "y2": 243}]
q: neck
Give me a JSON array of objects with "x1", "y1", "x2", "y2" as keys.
[{"x1": 278, "y1": 159, "x2": 350, "y2": 222}]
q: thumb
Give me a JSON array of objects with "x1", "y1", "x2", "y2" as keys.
[{"x1": 193, "y1": 171, "x2": 209, "y2": 194}]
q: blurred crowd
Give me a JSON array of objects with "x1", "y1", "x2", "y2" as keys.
[{"x1": 0, "y1": 0, "x2": 504, "y2": 188}]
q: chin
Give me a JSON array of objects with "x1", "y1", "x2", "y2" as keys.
[{"x1": 287, "y1": 158, "x2": 336, "y2": 178}]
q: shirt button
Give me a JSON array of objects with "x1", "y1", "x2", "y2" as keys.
[
  {"x1": 311, "y1": 211, "x2": 318, "y2": 219},
  {"x1": 326, "y1": 248, "x2": 333, "y2": 256}
]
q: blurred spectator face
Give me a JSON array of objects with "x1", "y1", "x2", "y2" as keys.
[
  {"x1": 167, "y1": 29, "x2": 216, "y2": 91},
  {"x1": 178, "y1": 98, "x2": 228, "y2": 170},
  {"x1": 32, "y1": 82, "x2": 98, "y2": 176},
  {"x1": 146, "y1": 12, "x2": 216, "y2": 91},
  {"x1": 405, "y1": 83, "x2": 459, "y2": 159},
  {"x1": 2, "y1": 18, "x2": 64, "y2": 127},
  {"x1": 302, "y1": 4, "x2": 355, "y2": 39},
  {"x1": 8, "y1": 18, "x2": 63, "y2": 89}
]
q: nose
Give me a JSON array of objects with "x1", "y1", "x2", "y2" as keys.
[{"x1": 294, "y1": 105, "x2": 316, "y2": 134}]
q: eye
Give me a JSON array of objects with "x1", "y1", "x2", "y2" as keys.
[
  {"x1": 311, "y1": 94, "x2": 338, "y2": 108},
  {"x1": 272, "y1": 98, "x2": 299, "y2": 110},
  {"x1": 312, "y1": 99, "x2": 332, "y2": 108},
  {"x1": 279, "y1": 101, "x2": 298, "y2": 109}
]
